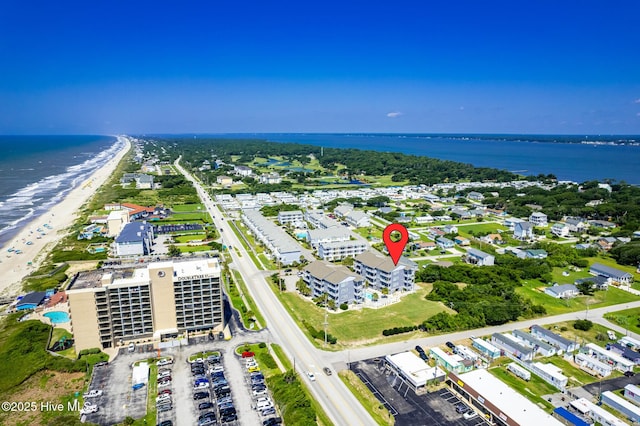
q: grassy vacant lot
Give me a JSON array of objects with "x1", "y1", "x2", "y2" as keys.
[
  {"x1": 279, "y1": 283, "x2": 452, "y2": 348},
  {"x1": 489, "y1": 364, "x2": 555, "y2": 410},
  {"x1": 604, "y1": 307, "x2": 640, "y2": 335},
  {"x1": 516, "y1": 284, "x2": 637, "y2": 316},
  {"x1": 170, "y1": 203, "x2": 204, "y2": 212},
  {"x1": 550, "y1": 266, "x2": 592, "y2": 285},
  {"x1": 456, "y1": 222, "x2": 508, "y2": 236}
]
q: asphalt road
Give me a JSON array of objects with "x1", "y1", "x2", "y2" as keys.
[{"x1": 178, "y1": 161, "x2": 378, "y2": 426}]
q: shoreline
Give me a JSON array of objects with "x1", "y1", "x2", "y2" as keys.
[{"x1": 0, "y1": 136, "x2": 131, "y2": 297}]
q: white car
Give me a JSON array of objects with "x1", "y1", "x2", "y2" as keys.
[
  {"x1": 307, "y1": 371, "x2": 316, "y2": 381},
  {"x1": 80, "y1": 403, "x2": 98, "y2": 414},
  {"x1": 83, "y1": 390, "x2": 103, "y2": 398},
  {"x1": 157, "y1": 357, "x2": 173, "y2": 366},
  {"x1": 463, "y1": 411, "x2": 478, "y2": 420},
  {"x1": 156, "y1": 394, "x2": 171, "y2": 403}
]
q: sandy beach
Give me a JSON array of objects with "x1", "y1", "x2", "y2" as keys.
[{"x1": 0, "y1": 136, "x2": 131, "y2": 297}]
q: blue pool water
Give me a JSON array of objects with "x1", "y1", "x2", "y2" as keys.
[{"x1": 43, "y1": 311, "x2": 70, "y2": 324}]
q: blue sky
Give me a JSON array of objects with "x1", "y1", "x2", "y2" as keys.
[{"x1": 1, "y1": 1, "x2": 639, "y2": 134}]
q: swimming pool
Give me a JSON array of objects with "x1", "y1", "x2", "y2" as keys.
[{"x1": 43, "y1": 311, "x2": 70, "y2": 324}]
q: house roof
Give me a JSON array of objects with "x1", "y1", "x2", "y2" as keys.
[
  {"x1": 575, "y1": 275, "x2": 608, "y2": 286},
  {"x1": 17, "y1": 291, "x2": 47, "y2": 307},
  {"x1": 531, "y1": 325, "x2": 573, "y2": 347},
  {"x1": 116, "y1": 222, "x2": 153, "y2": 244},
  {"x1": 304, "y1": 261, "x2": 361, "y2": 285},
  {"x1": 467, "y1": 248, "x2": 492, "y2": 259},
  {"x1": 546, "y1": 284, "x2": 578, "y2": 296},
  {"x1": 590, "y1": 263, "x2": 633, "y2": 280},
  {"x1": 355, "y1": 250, "x2": 417, "y2": 273},
  {"x1": 515, "y1": 222, "x2": 533, "y2": 231}
]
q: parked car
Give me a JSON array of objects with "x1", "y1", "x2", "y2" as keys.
[
  {"x1": 463, "y1": 411, "x2": 478, "y2": 419},
  {"x1": 157, "y1": 403, "x2": 172, "y2": 413},
  {"x1": 263, "y1": 418, "x2": 282, "y2": 426},
  {"x1": 198, "y1": 401, "x2": 214, "y2": 410},
  {"x1": 261, "y1": 407, "x2": 276, "y2": 416},
  {"x1": 253, "y1": 388, "x2": 268, "y2": 396},
  {"x1": 446, "y1": 341, "x2": 456, "y2": 350},
  {"x1": 415, "y1": 345, "x2": 425, "y2": 354},
  {"x1": 157, "y1": 357, "x2": 173, "y2": 366},
  {"x1": 455, "y1": 403, "x2": 468, "y2": 414},
  {"x1": 625, "y1": 370, "x2": 635, "y2": 377},
  {"x1": 193, "y1": 391, "x2": 210, "y2": 400},
  {"x1": 83, "y1": 390, "x2": 103, "y2": 398}
]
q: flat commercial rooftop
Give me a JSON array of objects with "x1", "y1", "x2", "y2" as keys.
[{"x1": 456, "y1": 369, "x2": 563, "y2": 426}]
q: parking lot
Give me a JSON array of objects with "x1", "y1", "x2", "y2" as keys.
[
  {"x1": 83, "y1": 351, "x2": 149, "y2": 425},
  {"x1": 352, "y1": 359, "x2": 488, "y2": 426}
]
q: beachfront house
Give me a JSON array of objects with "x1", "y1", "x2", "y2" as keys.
[{"x1": 115, "y1": 222, "x2": 155, "y2": 257}]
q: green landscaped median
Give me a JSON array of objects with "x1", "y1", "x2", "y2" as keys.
[{"x1": 277, "y1": 282, "x2": 452, "y2": 348}]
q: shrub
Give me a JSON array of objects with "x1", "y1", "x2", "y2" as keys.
[
  {"x1": 339, "y1": 303, "x2": 348, "y2": 311},
  {"x1": 573, "y1": 319, "x2": 593, "y2": 331},
  {"x1": 258, "y1": 342, "x2": 267, "y2": 349}
]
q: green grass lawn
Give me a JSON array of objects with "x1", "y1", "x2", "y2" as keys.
[
  {"x1": 49, "y1": 328, "x2": 73, "y2": 350},
  {"x1": 170, "y1": 203, "x2": 204, "y2": 212},
  {"x1": 278, "y1": 283, "x2": 452, "y2": 347},
  {"x1": 456, "y1": 222, "x2": 508, "y2": 235},
  {"x1": 488, "y1": 365, "x2": 556, "y2": 410},
  {"x1": 234, "y1": 343, "x2": 281, "y2": 377},
  {"x1": 169, "y1": 211, "x2": 212, "y2": 222},
  {"x1": 516, "y1": 283, "x2": 638, "y2": 316},
  {"x1": 604, "y1": 307, "x2": 640, "y2": 335},
  {"x1": 229, "y1": 270, "x2": 267, "y2": 329},
  {"x1": 550, "y1": 266, "x2": 592, "y2": 285},
  {"x1": 174, "y1": 234, "x2": 206, "y2": 243},
  {"x1": 178, "y1": 245, "x2": 212, "y2": 253}
]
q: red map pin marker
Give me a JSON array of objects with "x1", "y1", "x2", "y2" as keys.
[{"x1": 383, "y1": 223, "x2": 409, "y2": 265}]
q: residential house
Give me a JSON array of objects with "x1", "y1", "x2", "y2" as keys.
[
  {"x1": 619, "y1": 336, "x2": 640, "y2": 350},
  {"x1": 345, "y1": 210, "x2": 370, "y2": 228},
  {"x1": 512, "y1": 329, "x2": 557, "y2": 356},
  {"x1": 443, "y1": 225, "x2": 458, "y2": 234},
  {"x1": 491, "y1": 333, "x2": 534, "y2": 361},
  {"x1": 551, "y1": 223, "x2": 570, "y2": 237},
  {"x1": 590, "y1": 263, "x2": 633, "y2": 285},
  {"x1": 513, "y1": 222, "x2": 534, "y2": 240},
  {"x1": 529, "y1": 212, "x2": 548, "y2": 227},
  {"x1": 583, "y1": 343, "x2": 634, "y2": 372},
  {"x1": 595, "y1": 237, "x2": 617, "y2": 251},
  {"x1": 277, "y1": 210, "x2": 304, "y2": 225},
  {"x1": 544, "y1": 284, "x2": 579, "y2": 299},
  {"x1": 216, "y1": 175, "x2": 233, "y2": 187},
  {"x1": 565, "y1": 217, "x2": 588, "y2": 233},
  {"x1": 333, "y1": 203, "x2": 354, "y2": 218},
  {"x1": 471, "y1": 338, "x2": 501, "y2": 359},
  {"x1": 608, "y1": 343, "x2": 640, "y2": 365},
  {"x1": 480, "y1": 233, "x2": 503, "y2": 244},
  {"x1": 465, "y1": 248, "x2": 495, "y2": 266},
  {"x1": 428, "y1": 228, "x2": 446, "y2": 239},
  {"x1": 414, "y1": 241, "x2": 436, "y2": 251},
  {"x1": 525, "y1": 249, "x2": 548, "y2": 259},
  {"x1": 429, "y1": 347, "x2": 473, "y2": 373},
  {"x1": 574, "y1": 353, "x2": 613, "y2": 377},
  {"x1": 302, "y1": 261, "x2": 364, "y2": 305},
  {"x1": 575, "y1": 275, "x2": 609, "y2": 290},
  {"x1": 258, "y1": 172, "x2": 282, "y2": 184},
  {"x1": 436, "y1": 237, "x2": 454, "y2": 249},
  {"x1": 354, "y1": 251, "x2": 417, "y2": 293},
  {"x1": 529, "y1": 363, "x2": 568, "y2": 390},
  {"x1": 414, "y1": 215, "x2": 434, "y2": 224},
  {"x1": 504, "y1": 217, "x2": 526, "y2": 230},
  {"x1": 115, "y1": 222, "x2": 155, "y2": 257},
  {"x1": 233, "y1": 165, "x2": 253, "y2": 177},
  {"x1": 530, "y1": 325, "x2": 580, "y2": 353},
  {"x1": 454, "y1": 236, "x2": 470, "y2": 246},
  {"x1": 317, "y1": 240, "x2": 368, "y2": 261},
  {"x1": 467, "y1": 191, "x2": 484, "y2": 201},
  {"x1": 588, "y1": 219, "x2": 617, "y2": 229}
]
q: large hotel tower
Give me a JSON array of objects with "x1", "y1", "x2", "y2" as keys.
[{"x1": 67, "y1": 259, "x2": 223, "y2": 351}]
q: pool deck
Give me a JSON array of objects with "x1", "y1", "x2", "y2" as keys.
[{"x1": 30, "y1": 302, "x2": 72, "y2": 332}]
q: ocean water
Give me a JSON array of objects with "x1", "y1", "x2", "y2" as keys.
[
  {"x1": 0, "y1": 135, "x2": 122, "y2": 247},
  {"x1": 205, "y1": 133, "x2": 640, "y2": 184}
]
